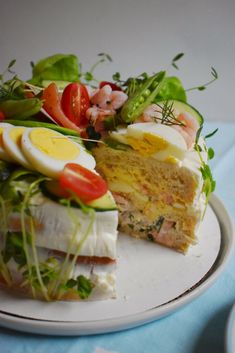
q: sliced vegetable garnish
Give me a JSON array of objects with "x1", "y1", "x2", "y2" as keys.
[
  {"x1": 156, "y1": 100, "x2": 204, "y2": 126},
  {"x1": 59, "y1": 163, "x2": 108, "y2": 203},
  {"x1": 121, "y1": 71, "x2": 166, "y2": 123},
  {"x1": 5, "y1": 119, "x2": 81, "y2": 137},
  {"x1": 61, "y1": 83, "x2": 90, "y2": 127},
  {"x1": 42, "y1": 83, "x2": 82, "y2": 133},
  {"x1": 0, "y1": 98, "x2": 42, "y2": 120}
]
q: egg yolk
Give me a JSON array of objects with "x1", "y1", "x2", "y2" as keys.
[
  {"x1": 29, "y1": 129, "x2": 80, "y2": 160},
  {"x1": 0, "y1": 128, "x2": 4, "y2": 147},
  {"x1": 9, "y1": 127, "x2": 26, "y2": 148},
  {"x1": 126, "y1": 133, "x2": 169, "y2": 156},
  {"x1": 164, "y1": 155, "x2": 177, "y2": 164}
]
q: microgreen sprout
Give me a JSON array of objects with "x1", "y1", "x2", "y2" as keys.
[
  {"x1": 171, "y1": 53, "x2": 184, "y2": 70},
  {"x1": 186, "y1": 67, "x2": 218, "y2": 92},
  {"x1": 81, "y1": 53, "x2": 113, "y2": 86}
]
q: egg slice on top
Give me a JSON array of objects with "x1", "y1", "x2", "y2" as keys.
[
  {"x1": 111, "y1": 122, "x2": 187, "y2": 162},
  {"x1": 2, "y1": 126, "x2": 33, "y2": 168},
  {"x1": 21, "y1": 128, "x2": 96, "y2": 179},
  {"x1": 0, "y1": 123, "x2": 14, "y2": 161}
]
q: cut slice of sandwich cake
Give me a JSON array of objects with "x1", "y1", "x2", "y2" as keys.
[{"x1": 93, "y1": 121, "x2": 208, "y2": 253}]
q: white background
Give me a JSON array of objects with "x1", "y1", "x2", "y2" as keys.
[{"x1": 1, "y1": 0, "x2": 235, "y2": 121}]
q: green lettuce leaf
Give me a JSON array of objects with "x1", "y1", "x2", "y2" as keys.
[
  {"x1": 155, "y1": 76, "x2": 187, "y2": 102},
  {"x1": 29, "y1": 54, "x2": 80, "y2": 85}
]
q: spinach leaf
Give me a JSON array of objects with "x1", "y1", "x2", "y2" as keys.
[{"x1": 29, "y1": 54, "x2": 80, "y2": 85}]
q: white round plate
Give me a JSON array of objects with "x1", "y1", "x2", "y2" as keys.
[{"x1": 0, "y1": 194, "x2": 233, "y2": 336}]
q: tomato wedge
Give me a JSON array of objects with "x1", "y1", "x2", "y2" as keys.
[
  {"x1": 99, "y1": 81, "x2": 122, "y2": 91},
  {"x1": 61, "y1": 83, "x2": 90, "y2": 127},
  {"x1": 42, "y1": 83, "x2": 82, "y2": 133},
  {"x1": 59, "y1": 163, "x2": 108, "y2": 203}
]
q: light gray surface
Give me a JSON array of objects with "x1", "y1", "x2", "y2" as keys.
[{"x1": 1, "y1": 0, "x2": 235, "y2": 121}]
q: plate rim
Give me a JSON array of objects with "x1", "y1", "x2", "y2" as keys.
[{"x1": 0, "y1": 193, "x2": 234, "y2": 336}]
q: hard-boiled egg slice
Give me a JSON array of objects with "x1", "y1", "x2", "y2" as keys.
[
  {"x1": 111, "y1": 122, "x2": 187, "y2": 161},
  {"x1": 0, "y1": 123, "x2": 14, "y2": 161},
  {"x1": 2, "y1": 126, "x2": 33, "y2": 168},
  {"x1": 21, "y1": 128, "x2": 96, "y2": 179}
]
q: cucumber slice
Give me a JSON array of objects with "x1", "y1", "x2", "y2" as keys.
[
  {"x1": 158, "y1": 100, "x2": 204, "y2": 126},
  {"x1": 40, "y1": 181, "x2": 117, "y2": 212},
  {"x1": 42, "y1": 80, "x2": 72, "y2": 89},
  {"x1": 87, "y1": 192, "x2": 117, "y2": 211}
]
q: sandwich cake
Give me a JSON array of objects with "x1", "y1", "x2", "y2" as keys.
[{"x1": 0, "y1": 54, "x2": 216, "y2": 301}]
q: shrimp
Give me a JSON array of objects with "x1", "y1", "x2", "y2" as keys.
[
  {"x1": 172, "y1": 112, "x2": 200, "y2": 149},
  {"x1": 91, "y1": 84, "x2": 128, "y2": 110},
  {"x1": 138, "y1": 104, "x2": 162, "y2": 122},
  {"x1": 86, "y1": 106, "x2": 115, "y2": 135}
]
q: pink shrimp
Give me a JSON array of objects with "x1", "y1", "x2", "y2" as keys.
[
  {"x1": 86, "y1": 106, "x2": 115, "y2": 135},
  {"x1": 138, "y1": 104, "x2": 162, "y2": 122},
  {"x1": 91, "y1": 84, "x2": 128, "y2": 110},
  {"x1": 172, "y1": 112, "x2": 200, "y2": 149}
]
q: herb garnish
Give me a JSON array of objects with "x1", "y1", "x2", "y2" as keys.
[
  {"x1": 186, "y1": 67, "x2": 218, "y2": 92},
  {"x1": 194, "y1": 129, "x2": 217, "y2": 211},
  {"x1": 153, "y1": 101, "x2": 185, "y2": 126},
  {"x1": 0, "y1": 163, "x2": 95, "y2": 301},
  {"x1": 171, "y1": 53, "x2": 184, "y2": 70}
]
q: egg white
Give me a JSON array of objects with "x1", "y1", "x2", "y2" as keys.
[
  {"x1": 21, "y1": 127, "x2": 96, "y2": 179},
  {"x1": 2, "y1": 125, "x2": 33, "y2": 168},
  {"x1": 111, "y1": 122, "x2": 187, "y2": 161},
  {"x1": 0, "y1": 123, "x2": 14, "y2": 161}
]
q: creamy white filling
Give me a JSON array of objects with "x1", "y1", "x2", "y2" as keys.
[
  {"x1": 8, "y1": 194, "x2": 118, "y2": 259},
  {"x1": 3, "y1": 251, "x2": 116, "y2": 300}
]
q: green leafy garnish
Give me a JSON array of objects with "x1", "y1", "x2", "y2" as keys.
[
  {"x1": 64, "y1": 275, "x2": 93, "y2": 299},
  {"x1": 194, "y1": 128, "x2": 217, "y2": 211},
  {"x1": 2, "y1": 232, "x2": 27, "y2": 267},
  {"x1": 29, "y1": 54, "x2": 80, "y2": 86},
  {"x1": 205, "y1": 128, "x2": 218, "y2": 139},
  {"x1": 207, "y1": 147, "x2": 215, "y2": 160},
  {"x1": 121, "y1": 71, "x2": 166, "y2": 122},
  {"x1": 0, "y1": 60, "x2": 43, "y2": 119},
  {"x1": 200, "y1": 162, "x2": 216, "y2": 198},
  {"x1": 155, "y1": 77, "x2": 187, "y2": 102},
  {"x1": 80, "y1": 53, "x2": 113, "y2": 86},
  {"x1": 152, "y1": 101, "x2": 185, "y2": 126},
  {"x1": 186, "y1": 67, "x2": 218, "y2": 92},
  {"x1": 171, "y1": 53, "x2": 184, "y2": 70}
]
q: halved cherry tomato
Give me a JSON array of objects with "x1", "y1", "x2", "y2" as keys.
[
  {"x1": 99, "y1": 81, "x2": 122, "y2": 91},
  {"x1": 0, "y1": 111, "x2": 5, "y2": 121},
  {"x1": 61, "y1": 83, "x2": 90, "y2": 127},
  {"x1": 42, "y1": 83, "x2": 82, "y2": 133},
  {"x1": 59, "y1": 163, "x2": 108, "y2": 203}
]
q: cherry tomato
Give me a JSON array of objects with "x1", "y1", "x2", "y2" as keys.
[
  {"x1": 42, "y1": 83, "x2": 82, "y2": 133},
  {"x1": 61, "y1": 83, "x2": 90, "y2": 127},
  {"x1": 99, "y1": 81, "x2": 122, "y2": 91},
  {"x1": 59, "y1": 163, "x2": 108, "y2": 203},
  {"x1": 0, "y1": 111, "x2": 5, "y2": 121},
  {"x1": 61, "y1": 83, "x2": 90, "y2": 126}
]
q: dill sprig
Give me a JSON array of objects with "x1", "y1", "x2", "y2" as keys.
[{"x1": 153, "y1": 101, "x2": 185, "y2": 126}]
